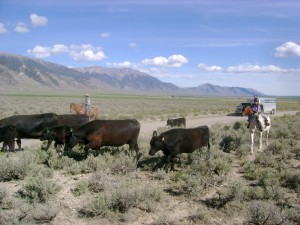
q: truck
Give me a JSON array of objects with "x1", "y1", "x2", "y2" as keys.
[{"x1": 235, "y1": 98, "x2": 276, "y2": 116}]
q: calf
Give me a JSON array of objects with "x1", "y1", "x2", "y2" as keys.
[
  {"x1": 167, "y1": 117, "x2": 186, "y2": 128},
  {"x1": 0, "y1": 125, "x2": 17, "y2": 152},
  {"x1": 64, "y1": 119, "x2": 140, "y2": 159},
  {"x1": 149, "y1": 126, "x2": 210, "y2": 171},
  {"x1": 40, "y1": 126, "x2": 73, "y2": 150}
]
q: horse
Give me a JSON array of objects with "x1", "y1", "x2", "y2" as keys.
[
  {"x1": 242, "y1": 106, "x2": 271, "y2": 154},
  {"x1": 69, "y1": 103, "x2": 99, "y2": 120}
]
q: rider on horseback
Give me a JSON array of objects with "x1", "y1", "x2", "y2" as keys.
[{"x1": 247, "y1": 97, "x2": 269, "y2": 128}]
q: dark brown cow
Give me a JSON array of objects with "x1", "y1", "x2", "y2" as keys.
[
  {"x1": 0, "y1": 125, "x2": 17, "y2": 152},
  {"x1": 41, "y1": 114, "x2": 89, "y2": 150},
  {"x1": 149, "y1": 126, "x2": 210, "y2": 171},
  {"x1": 64, "y1": 119, "x2": 140, "y2": 158},
  {"x1": 167, "y1": 117, "x2": 186, "y2": 128}
]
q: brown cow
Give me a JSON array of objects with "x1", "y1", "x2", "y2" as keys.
[
  {"x1": 69, "y1": 103, "x2": 99, "y2": 120},
  {"x1": 64, "y1": 119, "x2": 140, "y2": 159}
]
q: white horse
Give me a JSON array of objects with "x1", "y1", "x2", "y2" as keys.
[{"x1": 243, "y1": 106, "x2": 271, "y2": 154}]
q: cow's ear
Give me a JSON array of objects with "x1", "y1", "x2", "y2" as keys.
[{"x1": 152, "y1": 131, "x2": 157, "y2": 137}]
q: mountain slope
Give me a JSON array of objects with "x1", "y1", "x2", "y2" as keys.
[{"x1": 0, "y1": 52, "x2": 264, "y2": 96}]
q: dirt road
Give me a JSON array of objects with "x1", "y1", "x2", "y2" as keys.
[
  {"x1": 139, "y1": 111, "x2": 298, "y2": 136},
  {"x1": 20, "y1": 111, "x2": 298, "y2": 148}
]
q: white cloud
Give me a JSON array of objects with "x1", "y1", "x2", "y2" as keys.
[
  {"x1": 30, "y1": 13, "x2": 48, "y2": 26},
  {"x1": 142, "y1": 54, "x2": 188, "y2": 67},
  {"x1": 28, "y1": 44, "x2": 106, "y2": 61},
  {"x1": 14, "y1": 22, "x2": 29, "y2": 33},
  {"x1": 198, "y1": 63, "x2": 223, "y2": 72},
  {"x1": 129, "y1": 42, "x2": 136, "y2": 48},
  {"x1": 227, "y1": 64, "x2": 283, "y2": 73},
  {"x1": 0, "y1": 23, "x2": 8, "y2": 33},
  {"x1": 69, "y1": 44, "x2": 106, "y2": 61},
  {"x1": 275, "y1": 42, "x2": 300, "y2": 57},
  {"x1": 101, "y1": 32, "x2": 111, "y2": 38},
  {"x1": 197, "y1": 63, "x2": 295, "y2": 74},
  {"x1": 27, "y1": 46, "x2": 52, "y2": 58},
  {"x1": 107, "y1": 61, "x2": 134, "y2": 68}
]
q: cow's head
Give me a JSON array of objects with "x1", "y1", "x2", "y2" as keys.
[
  {"x1": 64, "y1": 134, "x2": 78, "y2": 150},
  {"x1": 166, "y1": 119, "x2": 173, "y2": 126},
  {"x1": 40, "y1": 128, "x2": 54, "y2": 141},
  {"x1": 149, "y1": 131, "x2": 165, "y2": 156}
]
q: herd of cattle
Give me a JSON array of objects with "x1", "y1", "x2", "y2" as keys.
[{"x1": 0, "y1": 113, "x2": 209, "y2": 171}]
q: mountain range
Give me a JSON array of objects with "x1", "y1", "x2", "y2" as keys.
[{"x1": 0, "y1": 52, "x2": 264, "y2": 96}]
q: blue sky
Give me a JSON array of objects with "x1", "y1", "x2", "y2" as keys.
[{"x1": 0, "y1": 0, "x2": 300, "y2": 96}]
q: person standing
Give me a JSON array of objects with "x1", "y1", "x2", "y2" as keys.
[{"x1": 84, "y1": 94, "x2": 91, "y2": 117}]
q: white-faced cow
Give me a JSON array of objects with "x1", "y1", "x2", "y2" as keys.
[
  {"x1": 149, "y1": 126, "x2": 210, "y2": 171},
  {"x1": 64, "y1": 119, "x2": 141, "y2": 159}
]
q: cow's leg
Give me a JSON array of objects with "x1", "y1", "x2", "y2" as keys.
[
  {"x1": 153, "y1": 156, "x2": 166, "y2": 171},
  {"x1": 1, "y1": 143, "x2": 7, "y2": 152},
  {"x1": 8, "y1": 140, "x2": 15, "y2": 152},
  {"x1": 16, "y1": 138, "x2": 22, "y2": 151},
  {"x1": 250, "y1": 132, "x2": 254, "y2": 154},
  {"x1": 164, "y1": 153, "x2": 177, "y2": 172},
  {"x1": 42, "y1": 140, "x2": 53, "y2": 151},
  {"x1": 129, "y1": 142, "x2": 141, "y2": 161},
  {"x1": 258, "y1": 132, "x2": 263, "y2": 151}
]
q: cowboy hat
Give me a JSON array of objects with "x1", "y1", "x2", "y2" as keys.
[{"x1": 85, "y1": 93, "x2": 89, "y2": 97}]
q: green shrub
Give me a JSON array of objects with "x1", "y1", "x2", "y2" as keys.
[
  {"x1": 247, "y1": 201, "x2": 288, "y2": 225},
  {"x1": 17, "y1": 175, "x2": 60, "y2": 203},
  {"x1": 71, "y1": 180, "x2": 88, "y2": 196}
]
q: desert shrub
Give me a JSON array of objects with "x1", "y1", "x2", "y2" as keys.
[
  {"x1": 0, "y1": 155, "x2": 31, "y2": 181},
  {"x1": 257, "y1": 168, "x2": 280, "y2": 188},
  {"x1": 71, "y1": 180, "x2": 89, "y2": 196},
  {"x1": 0, "y1": 186, "x2": 13, "y2": 210},
  {"x1": 80, "y1": 175, "x2": 164, "y2": 218},
  {"x1": 26, "y1": 202, "x2": 60, "y2": 224},
  {"x1": 247, "y1": 200, "x2": 290, "y2": 225},
  {"x1": 233, "y1": 121, "x2": 242, "y2": 130},
  {"x1": 253, "y1": 151, "x2": 278, "y2": 168},
  {"x1": 16, "y1": 175, "x2": 60, "y2": 203},
  {"x1": 280, "y1": 169, "x2": 300, "y2": 192}
]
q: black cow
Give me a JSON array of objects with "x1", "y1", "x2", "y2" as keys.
[
  {"x1": 40, "y1": 114, "x2": 89, "y2": 150},
  {"x1": 149, "y1": 126, "x2": 210, "y2": 171},
  {"x1": 167, "y1": 117, "x2": 186, "y2": 128},
  {"x1": 40, "y1": 126, "x2": 73, "y2": 150},
  {"x1": 0, "y1": 125, "x2": 17, "y2": 152},
  {"x1": 0, "y1": 113, "x2": 59, "y2": 150},
  {"x1": 64, "y1": 119, "x2": 140, "y2": 158}
]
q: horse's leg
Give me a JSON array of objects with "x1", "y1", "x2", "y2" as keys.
[
  {"x1": 250, "y1": 132, "x2": 254, "y2": 154},
  {"x1": 258, "y1": 131, "x2": 263, "y2": 151},
  {"x1": 266, "y1": 129, "x2": 270, "y2": 146}
]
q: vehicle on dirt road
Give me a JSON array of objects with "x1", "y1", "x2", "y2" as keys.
[{"x1": 235, "y1": 98, "x2": 276, "y2": 116}]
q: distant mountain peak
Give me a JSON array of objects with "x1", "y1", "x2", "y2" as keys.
[{"x1": 0, "y1": 52, "x2": 264, "y2": 96}]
